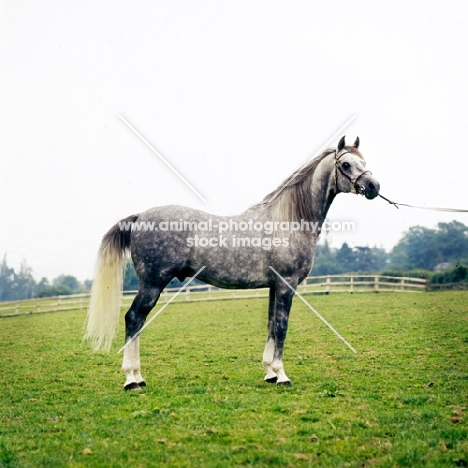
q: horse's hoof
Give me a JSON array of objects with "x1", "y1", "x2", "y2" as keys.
[
  {"x1": 124, "y1": 382, "x2": 141, "y2": 391},
  {"x1": 138, "y1": 381, "x2": 147, "y2": 387},
  {"x1": 265, "y1": 376, "x2": 278, "y2": 384},
  {"x1": 277, "y1": 380, "x2": 292, "y2": 387}
]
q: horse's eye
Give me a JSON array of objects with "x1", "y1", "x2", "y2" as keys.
[{"x1": 342, "y1": 162, "x2": 351, "y2": 170}]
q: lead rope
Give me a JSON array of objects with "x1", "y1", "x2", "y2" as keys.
[
  {"x1": 336, "y1": 149, "x2": 468, "y2": 213},
  {"x1": 379, "y1": 194, "x2": 468, "y2": 213}
]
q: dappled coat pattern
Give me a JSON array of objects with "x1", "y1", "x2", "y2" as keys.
[{"x1": 85, "y1": 136, "x2": 380, "y2": 389}]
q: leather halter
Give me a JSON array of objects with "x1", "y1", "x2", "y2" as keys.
[{"x1": 334, "y1": 149, "x2": 371, "y2": 194}]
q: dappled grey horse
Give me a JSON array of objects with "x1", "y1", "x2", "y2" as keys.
[{"x1": 85, "y1": 136, "x2": 380, "y2": 389}]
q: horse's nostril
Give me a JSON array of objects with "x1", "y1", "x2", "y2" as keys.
[{"x1": 368, "y1": 182, "x2": 375, "y2": 191}]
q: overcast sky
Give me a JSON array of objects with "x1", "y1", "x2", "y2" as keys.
[{"x1": 1, "y1": 1, "x2": 468, "y2": 282}]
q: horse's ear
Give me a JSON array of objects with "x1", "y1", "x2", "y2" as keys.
[
  {"x1": 337, "y1": 136, "x2": 346, "y2": 152},
  {"x1": 354, "y1": 136, "x2": 360, "y2": 149}
]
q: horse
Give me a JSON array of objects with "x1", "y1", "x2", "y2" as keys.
[{"x1": 84, "y1": 135, "x2": 380, "y2": 390}]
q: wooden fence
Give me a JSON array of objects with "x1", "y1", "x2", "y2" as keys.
[{"x1": 0, "y1": 275, "x2": 428, "y2": 318}]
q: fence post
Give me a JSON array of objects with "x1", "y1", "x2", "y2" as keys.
[
  {"x1": 350, "y1": 276, "x2": 354, "y2": 294},
  {"x1": 16, "y1": 301, "x2": 20, "y2": 314},
  {"x1": 58, "y1": 296, "x2": 61, "y2": 311},
  {"x1": 185, "y1": 288, "x2": 190, "y2": 302},
  {"x1": 325, "y1": 276, "x2": 331, "y2": 294},
  {"x1": 374, "y1": 276, "x2": 379, "y2": 293},
  {"x1": 400, "y1": 278, "x2": 405, "y2": 291}
]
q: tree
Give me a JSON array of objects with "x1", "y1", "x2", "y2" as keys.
[
  {"x1": 389, "y1": 226, "x2": 437, "y2": 269},
  {"x1": 36, "y1": 284, "x2": 73, "y2": 297},
  {"x1": 53, "y1": 275, "x2": 81, "y2": 292},
  {"x1": 123, "y1": 262, "x2": 139, "y2": 291},
  {"x1": 336, "y1": 243, "x2": 356, "y2": 272},
  {"x1": 435, "y1": 221, "x2": 468, "y2": 263},
  {"x1": 353, "y1": 246, "x2": 388, "y2": 272},
  {"x1": 317, "y1": 243, "x2": 389, "y2": 274},
  {"x1": 37, "y1": 277, "x2": 49, "y2": 290},
  {"x1": 389, "y1": 221, "x2": 468, "y2": 270},
  {"x1": 36, "y1": 274, "x2": 83, "y2": 297},
  {"x1": 312, "y1": 241, "x2": 340, "y2": 275},
  {"x1": 11, "y1": 261, "x2": 37, "y2": 300},
  {"x1": 0, "y1": 258, "x2": 37, "y2": 301},
  {"x1": 0, "y1": 256, "x2": 15, "y2": 301},
  {"x1": 388, "y1": 239, "x2": 411, "y2": 270},
  {"x1": 371, "y1": 246, "x2": 389, "y2": 271}
]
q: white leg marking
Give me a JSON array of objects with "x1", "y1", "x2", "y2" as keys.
[
  {"x1": 122, "y1": 337, "x2": 143, "y2": 388},
  {"x1": 272, "y1": 359, "x2": 290, "y2": 384},
  {"x1": 262, "y1": 338, "x2": 277, "y2": 381},
  {"x1": 132, "y1": 337, "x2": 144, "y2": 384}
]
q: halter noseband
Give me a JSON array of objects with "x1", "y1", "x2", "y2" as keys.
[{"x1": 334, "y1": 149, "x2": 371, "y2": 194}]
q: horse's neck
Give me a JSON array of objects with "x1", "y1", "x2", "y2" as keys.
[
  {"x1": 309, "y1": 154, "x2": 337, "y2": 224},
  {"x1": 246, "y1": 153, "x2": 337, "y2": 226}
]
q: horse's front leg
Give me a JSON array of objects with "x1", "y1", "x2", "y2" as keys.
[
  {"x1": 262, "y1": 278, "x2": 296, "y2": 386},
  {"x1": 263, "y1": 286, "x2": 279, "y2": 383}
]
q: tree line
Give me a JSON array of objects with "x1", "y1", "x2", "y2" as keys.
[
  {"x1": 1, "y1": 221, "x2": 467, "y2": 302},
  {"x1": 314, "y1": 221, "x2": 468, "y2": 273},
  {"x1": 0, "y1": 257, "x2": 91, "y2": 302}
]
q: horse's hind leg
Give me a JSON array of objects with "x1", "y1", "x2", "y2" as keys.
[
  {"x1": 122, "y1": 335, "x2": 143, "y2": 390},
  {"x1": 122, "y1": 284, "x2": 163, "y2": 390}
]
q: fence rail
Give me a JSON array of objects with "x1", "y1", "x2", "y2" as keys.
[
  {"x1": 428, "y1": 282, "x2": 468, "y2": 291},
  {"x1": 0, "y1": 275, "x2": 429, "y2": 318}
]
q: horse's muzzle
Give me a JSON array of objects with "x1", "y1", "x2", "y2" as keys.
[
  {"x1": 358, "y1": 175, "x2": 380, "y2": 200},
  {"x1": 364, "y1": 176, "x2": 380, "y2": 199}
]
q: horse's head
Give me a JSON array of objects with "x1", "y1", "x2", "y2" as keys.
[{"x1": 334, "y1": 136, "x2": 380, "y2": 200}]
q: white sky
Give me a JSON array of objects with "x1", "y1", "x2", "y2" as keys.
[{"x1": 1, "y1": 1, "x2": 468, "y2": 282}]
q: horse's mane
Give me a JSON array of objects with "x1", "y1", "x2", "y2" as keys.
[{"x1": 255, "y1": 148, "x2": 337, "y2": 223}]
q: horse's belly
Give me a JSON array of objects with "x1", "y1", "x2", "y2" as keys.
[{"x1": 194, "y1": 246, "x2": 270, "y2": 289}]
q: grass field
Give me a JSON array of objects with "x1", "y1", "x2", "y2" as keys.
[{"x1": 0, "y1": 292, "x2": 467, "y2": 467}]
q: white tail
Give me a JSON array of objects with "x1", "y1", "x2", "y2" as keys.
[{"x1": 84, "y1": 215, "x2": 136, "y2": 351}]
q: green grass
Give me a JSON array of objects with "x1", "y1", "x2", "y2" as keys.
[{"x1": 0, "y1": 292, "x2": 467, "y2": 467}]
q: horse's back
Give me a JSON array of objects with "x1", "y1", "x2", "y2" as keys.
[{"x1": 128, "y1": 205, "x2": 273, "y2": 288}]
